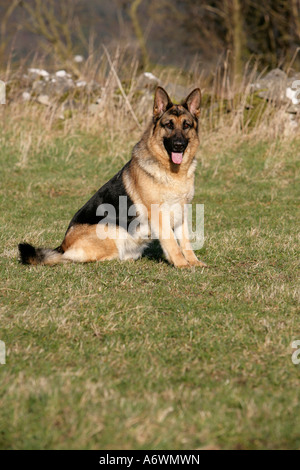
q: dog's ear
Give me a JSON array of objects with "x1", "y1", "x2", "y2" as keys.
[
  {"x1": 183, "y1": 88, "x2": 201, "y2": 118},
  {"x1": 153, "y1": 87, "x2": 172, "y2": 120}
]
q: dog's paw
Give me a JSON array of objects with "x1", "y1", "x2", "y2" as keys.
[
  {"x1": 174, "y1": 260, "x2": 191, "y2": 269},
  {"x1": 189, "y1": 259, "x2": 207, "y2": 268}
]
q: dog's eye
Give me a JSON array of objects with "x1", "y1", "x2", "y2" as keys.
[
  {"x1": 165, "y1": 121, "x2": 174, "y2": 130},
  {"x1": 183, "y1": 121, "x2": 192, "y2": 130}
]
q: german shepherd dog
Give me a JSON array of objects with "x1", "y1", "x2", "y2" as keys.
[{"x1": 19, "y1": 86, "x2": 206, "y2": 269}]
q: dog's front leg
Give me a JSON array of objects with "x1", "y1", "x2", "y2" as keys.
[
  {"x1": 150, "y1": 207, "x2": 190, "y2": 268},
  {"x1": 175, "y1": 216, "x2": 207, "y2": 267}
]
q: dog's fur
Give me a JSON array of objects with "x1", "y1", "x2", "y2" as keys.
[{"x1": 18, "y1": 86, "x2": 206, "y2": 269}]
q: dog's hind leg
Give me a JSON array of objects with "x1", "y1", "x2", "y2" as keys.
[{"x1": 61, "y1": 224, "x2": 119, "y2": 263}]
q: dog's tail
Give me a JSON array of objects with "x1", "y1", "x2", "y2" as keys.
[{"x1": 18, "y1": 243, "x2": 64, "y2": 266}]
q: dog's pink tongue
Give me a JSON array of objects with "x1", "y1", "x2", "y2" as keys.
[{"x1": 171, "y1": 152, "x2": 183, "y2": 164}]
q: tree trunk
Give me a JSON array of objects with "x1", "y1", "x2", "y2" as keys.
[
  {"x1": 129, "y1": 0, "x2": 149, "y2": 69},
  {"x1": 232, "y1": 0, "x2": 244, "y2": 80}
]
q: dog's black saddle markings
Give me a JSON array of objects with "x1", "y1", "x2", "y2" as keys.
[{"x1": 67, "y1": 162, "x2": 135, "y2": 233}]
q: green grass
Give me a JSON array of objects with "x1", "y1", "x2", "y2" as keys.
[{"x1": 0, "y1": 128, "x2": 299, "y2": 449}]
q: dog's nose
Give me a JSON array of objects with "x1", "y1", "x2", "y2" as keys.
[{"x1": 173, "y1": 141, "x2": 185, "y2": 152}]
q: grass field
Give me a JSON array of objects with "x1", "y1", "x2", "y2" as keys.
[{"x1": 0, "y1": 113, "x2": 299, "y2": 449}]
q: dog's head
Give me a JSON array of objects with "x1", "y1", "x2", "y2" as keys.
[{"x1": 151, "y1": 86, "x2": 201, "y2": 167}]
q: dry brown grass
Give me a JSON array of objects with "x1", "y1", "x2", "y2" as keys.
[{"x1": 1, "y1": 49, "x2": 299, "y2": 166}]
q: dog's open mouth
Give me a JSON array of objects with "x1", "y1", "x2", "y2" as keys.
[
  {"x1": 171, "y1": 152, "x2": 183, "y2": 165},
  {"x1": 163, "y1": 138, "x2": 187, "y2": 165}
]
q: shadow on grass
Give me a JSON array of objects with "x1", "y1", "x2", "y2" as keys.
[{"x1": 142, "y1": 240, "x2": 168, "y2": 264}]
